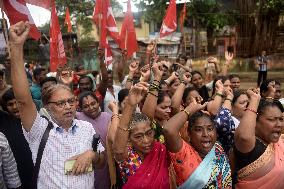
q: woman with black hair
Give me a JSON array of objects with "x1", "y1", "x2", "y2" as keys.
[
  {"x1": 163, "y1": 99, "x2": 232, "y2": 188},
  {"x1": 234, "y1": 89, "x2": 284, "y2": 188},
  {"x1": 76, "y1": 91, "x2": 112, "y2": 189},
  {"x1": 191, "y1": 71, "x2": 210, "y2": 102}
]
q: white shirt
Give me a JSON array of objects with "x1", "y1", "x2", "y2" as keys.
[
  {"x1": 23, "y1": 113, "x2": 105, "y2": 189},
  {"x1": 104, "y1": 85, "x2": 122, "y2": 114}
]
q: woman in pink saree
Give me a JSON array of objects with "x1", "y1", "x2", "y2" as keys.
[
  {"x1": 234, "y1": 88, "x2": 284, "y2": 189},
  {"x1": 112, "y1": 82, "x2": 170, "y2": 189}
]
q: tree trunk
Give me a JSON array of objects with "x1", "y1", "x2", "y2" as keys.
[
  {"x1": 236, "y1": 0, "x2": 280, "y2": 57},
  {"x1": 207, "y1": 27, "x2": 215, "y2": 55}
]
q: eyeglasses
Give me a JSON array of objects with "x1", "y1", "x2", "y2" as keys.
[
  {"x1": 131, "y1": 129, "x2": 155, "y2": 142},
  {"x1": 48, "y1": 97, "x2": 76, "y2": 108}
]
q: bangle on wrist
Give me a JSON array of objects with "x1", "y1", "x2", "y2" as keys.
[
  {"x1": 153, "y1": 79, "x2": 160, "y2": 84},
  {"x1": 183, "y1": 109, "x2": 191, "y2": 118},
  {"x1": 245, "y1": 108, "x2": 258, "y2": 115},
  {"x1": 111, "y1": 114, "x2": 119, "y2": 121},
  {"x1": 148, "y1": 91, "x2": 158, "y2": 97},
  {"x1": 127, "y1": 78, "x2": 133, "y2": 82},
  {"x1": 215, "y1": 92, "x2": 223, "y2": 98},
  {"x1": 225, "y1": 98, "x2": 233, "y2": 103},
  {"x1": 117, "y1": 126, "x2": 132, "y2": 132},
  {"x1": 164, "y1": 80, "x2": 170, "y2": 86}
]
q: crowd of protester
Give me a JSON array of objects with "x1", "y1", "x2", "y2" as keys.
[{"x1": 0, "y1": 21, "x2": 283, "y2": 189}]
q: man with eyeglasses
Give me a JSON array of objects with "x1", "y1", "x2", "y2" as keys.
[{"x1": 9, "y1": 21, "x2": 106, "y2": 188}]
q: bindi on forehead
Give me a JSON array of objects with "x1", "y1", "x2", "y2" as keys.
[{"x1": 83, "y1": 96, "x2": 97, "y2": 104}]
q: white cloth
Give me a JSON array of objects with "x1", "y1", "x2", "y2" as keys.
[
  {"x1": 232, "y1": 116, "x2": 240, "y2": 129},
  {"x1": 104, "y1": 85, "x2": 122, "y2": 114},
  {"x1": 23, "y1": 113, "x2": 104, "y2": 189}
]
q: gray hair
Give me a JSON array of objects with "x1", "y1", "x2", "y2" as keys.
[
  {"x1": 41, "y1": 84, "x2": 73, "y2": 106},
  {"x1": 129, "y1": 113, "x2": 151, "y2": 129}
]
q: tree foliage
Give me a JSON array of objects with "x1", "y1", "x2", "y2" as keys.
[
  {"x1": 136, "y1": 0, "x2": 236, "y2": 31},
  {"x1": 236, "y1": 0, "x2": 284, "y2": 56}
]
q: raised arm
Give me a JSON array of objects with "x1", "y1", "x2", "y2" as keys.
[
  {"x1": 163, "y1": 98, "x2": 207, "y2": 153},
  {"x1": 117, "y1": 49, "x2": 127, "y2": 83},
  {"x1": 113, "y1": 82, "x2": 148, "y2": 162},
  {"x1": 234, "y1": 89, "x2": 261, "y2": 153},
  {"x1": 164, "y1": 71, "x2": 178, "y2": 86},
  {"x1": 175, "y1": 62, "x2": 191, "y2": 72},
  {"x1": 9, "y1": 22, "x2": 37, "y2": 132},
  {"x1": 221, "y1": 51, "x2": 233, "y2": 76},
  {"x1": 96, "y1": 48, "x2": 108, "y2": 98},
  {"x1": 107, "y1": 101, "x2": 120, "y2": 143},
  {"x1": 144, "y1": 41, "x2": 156, "y2": 65},
  {"x1": 171, "y1": 72, "x2": 191, "y2": 114},
  {"x1": 125, "y1": 60, "x2": 139, "y2": 90},
  {"x1": 142, "y1": 62, "x2": 163, "y2": 120},
  {"x1": 214, "y1": 88, "x2": 235, "y2": 152},
  {"x1": 207, "y1": 80, "x2": 224, "y2": 115},
  {"x1": 139, "y1": 64, "x2": 151, "y2": 83}
]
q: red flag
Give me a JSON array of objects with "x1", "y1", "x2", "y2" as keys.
[
  {"x1": 120, "y1": 0, "x2": 138, "y2": 57},
  {"x1": 50, "y1": 0, "x2": 67, "y2": 72},
  {"x1": 179, "y1": 3, "x2": 186, "y2": 33},
  {"x1": 3, "y1": 0, "x2": 40, "y2": 40},
  {"x1": 100, "y1": 0, "x2": 120, "y2": 47},
  {"x1": 160, "y1": 0, "x2": 177, "y2": 38},
  {"x1": 64, "y1": 7, "x2": 72, "y2": 33},
  {"x1": 25, "y1": 0, "x2": 50, "y2": 9},
  {"x1": 93, "y1": 0, "x2": 103, "y2": 26}
]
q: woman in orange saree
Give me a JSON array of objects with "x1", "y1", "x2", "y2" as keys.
[{"x1": 163, "y1": 98, "x2": 232, "y2": 189}]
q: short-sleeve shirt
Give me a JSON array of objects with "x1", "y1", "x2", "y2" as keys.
[{"x1": 23, "y1": 113, "x2": 105, "y2": 189}]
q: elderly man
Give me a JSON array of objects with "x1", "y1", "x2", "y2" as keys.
[{"x1": 9, "y1": 21, "x2": 105, "y2": 188}]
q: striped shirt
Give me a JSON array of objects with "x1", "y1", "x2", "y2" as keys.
[
  {"x1": 258, "y1": 56, "x2": 268, "y2": 71},
  {"x1": 0, "y1": 132, "x2": 21, "y2": 189},
  {"x1": 23, "y1": 113, "x2": 105, "y2": 189}
]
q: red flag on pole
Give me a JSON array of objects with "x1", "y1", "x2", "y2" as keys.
[
  {"x1": 120, "y1": 0, "x2": 138, "y2": 57},
  {"x1": 50, "y1": 0, "x2": 67, "y2": 72},
  {"x1": 160, "y1": 0, "x2": 177, "y2": 38},
  {"x1": 93, "y1": 0, "x2": 103, "y2": 26},
  {"x1": 25, "y1": 0, "x2": 50, "y2": 9},
  {"x1": 100, "y1": 0, "x2": 120, "y2": 47},
  {"x1": 64, "y1": 7, "x2": 72, "y2": 33},
  {"x1": 3, "y1": 0, "x2": 41, "y2": 40},
  {"x1": 179, "y1": 3, "x2": 186, "y2": 33}
]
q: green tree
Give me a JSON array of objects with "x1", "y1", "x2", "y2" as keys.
[
  {"x1": 47, "y1": 0, "x2": 122, "y2": 47},
  {"x1": 236, "y1": 0, "x2": 284, "y2": 56},
  {"x1": 136, "y1": 0, "x2": 236, "y2": 53}
]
